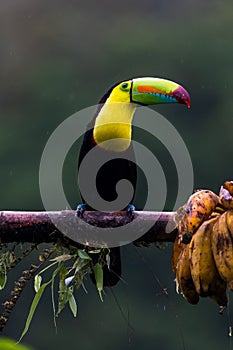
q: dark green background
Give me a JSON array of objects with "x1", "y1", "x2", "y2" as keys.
[{"x1": 1, "y1": 1, "x2": 233, "y2": 349}]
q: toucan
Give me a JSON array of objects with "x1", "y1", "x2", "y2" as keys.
[{"x1": 77, "y1": 77, "x2": 190, "y2": 287}]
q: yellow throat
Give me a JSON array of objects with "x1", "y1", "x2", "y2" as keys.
[{"x1": 93, "y1": 85, "x2": 136, "y2": 152}]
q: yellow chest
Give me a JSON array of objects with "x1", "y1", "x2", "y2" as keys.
[{"x1": 93, "y1": 102, "x2": 136, "y2": 152}]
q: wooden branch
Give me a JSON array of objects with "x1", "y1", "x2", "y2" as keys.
[{"x1": 0, "y1": 210, "x2": 178, "y2": 246}]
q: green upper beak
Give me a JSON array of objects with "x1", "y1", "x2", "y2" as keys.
[{"x1": 131, "y1": 77, "x2": 190, "y2": 108}]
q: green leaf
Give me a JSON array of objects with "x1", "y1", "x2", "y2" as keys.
[
  {"x1": 1, "y1": 251, "x2": 15, "y2": 267},
  {"x1": 0, "y1": 337, "x2": 32, "y2": 349},
  {"x1": 18, "y1": 282, "x2": 50, "y2": 343},
  {"x1": 68, "y1": 293, "x2": 77, "y2": 317},
  {"x1": 34, "y1": 275, "x2": 42, "y2": 293},
  {"x1": 50, "y1": 254, "x2": 73, "y2": 262},
  {"x1": 88, "y1": 249, "x2": 101, "y2": 254},
  {"x1": 36, "y1": 261, "x2": 58, "y2": 276},
  {"x1": 5, "y1": 251, "x2": 15, "y2": 265},
  {"x1": 56, "y1": 265, "x2": 71, "y2": 317},
  {"x1": 74, "y1": 259, "x2": 90, "y2": 274},
  {"x1": 18, "y1": 262, "x2": 62, "y2": 342},
  {"x1": 0, "y1": 262, "x2": 7, "y2": 290},
  {"x1": 51, "y1": 264, "x2": 62, "y2": 331},
  {"x1": 77, "y1": 250, "x2": 91, "y2": 260},
  {"x1": 93, "y1": 263, "x2": 103, "y2": 302}
]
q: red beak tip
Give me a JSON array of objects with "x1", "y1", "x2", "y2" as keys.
[{"x1": 173, "y1": 86, "x2": 191, "y2": 109}]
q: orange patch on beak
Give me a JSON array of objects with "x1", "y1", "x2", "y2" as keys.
[{"x1": 137, "y1": 85, "x2": 169, "y2": 95}]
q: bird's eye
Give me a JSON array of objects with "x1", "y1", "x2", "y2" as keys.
[{"x1": 120, "y1": 82, "x2": 130, "y2": 91}]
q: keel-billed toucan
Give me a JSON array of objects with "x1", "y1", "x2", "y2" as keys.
[{"x1": 78, "y1": 77, "x2": 190, "y2": 287}]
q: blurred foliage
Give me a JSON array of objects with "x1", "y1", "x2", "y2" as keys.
[
  {"x1": 0, "y1": 0, "x2": 233, "y2": 349},
  {"x1": 0, "y1": 337, "x2": 32, "y2": 350}
]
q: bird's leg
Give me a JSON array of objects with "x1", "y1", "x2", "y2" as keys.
[
  {"x1": 76, "y1": 203, "x2": 88, "y2": 218},
  {"x1": 126, "y1": 204, "x2": 135, "y2": 219}
]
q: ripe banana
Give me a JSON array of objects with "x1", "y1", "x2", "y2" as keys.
[
  {"x1": 176, "y1": 244, "x2": 199, "y2": 304},
  {"x1": 212, "y1": 211, "x2": 233, "y2": 291},
  {"x1": 178, "y1": 190, "x2": 220, "y2": 243},
  {"x1": 189, "y1": 217, "x2": 227, "y2": 307}
]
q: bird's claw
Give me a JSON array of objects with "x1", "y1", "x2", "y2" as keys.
[
  {"x1": 126, "y1": 204, "x2": 135, "y2": 219},
  {"x1": 77, "y1": 203, "x2": 135, "y2": 219},
  {"x1": 76, "y1": 203, "x2": 88, "y2": 218}
]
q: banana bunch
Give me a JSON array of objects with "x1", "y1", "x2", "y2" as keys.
[
  {"x1": 174, "y1": 216, "x2": 228, "y2": 310},
  {"x1": 173, "y1": 184, "x2": 233, "y2": 312}
]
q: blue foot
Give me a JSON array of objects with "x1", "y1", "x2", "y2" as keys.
[
  {"x1": 126, "y1": 204, "x2": 135, "y2": 218},
  {"x1": 76, "y1": 203, "x2": 88, "y2": 217}
]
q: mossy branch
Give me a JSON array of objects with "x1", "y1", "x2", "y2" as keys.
[{"x1": 0, "y1": 210, "x2": 177, "y2": 246}]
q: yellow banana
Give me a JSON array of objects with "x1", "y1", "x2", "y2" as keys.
[
  {"x1": 172, "y1": 236, "x2": 185, "y2": 273},
  {"x1": 189, "y1": 217, "x2": 218, "y2": 295},
  {"x1": 212, "y1": 211, "x2": 233, "y2": 291},
  {"x1": 176, "y1": 244, "x2": 199, "y2": 304},
  {"x1": 178, "y1": 190, "x2": 220, "y2": 242},
  {"x1": 189, "y1": 217, "x2": 227, "y2": 307}
]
